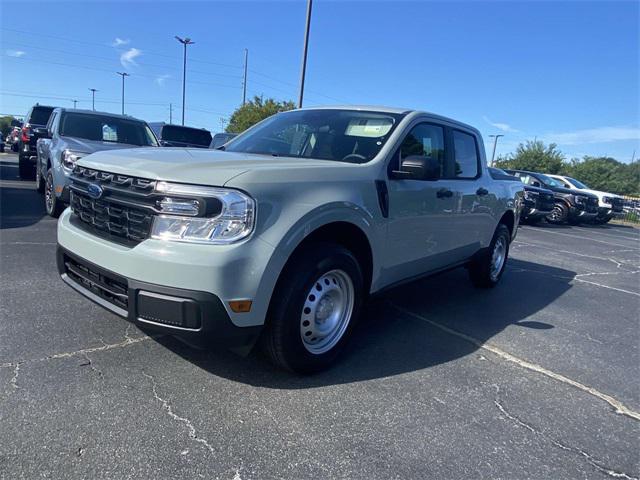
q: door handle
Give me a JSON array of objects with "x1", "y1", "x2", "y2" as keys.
[
  {"x1": 436, "y1": 188, "x2": 453, "y2": 199},
  {"x1": 476, "y1": 187, "x2": 489, "y2": 196}
]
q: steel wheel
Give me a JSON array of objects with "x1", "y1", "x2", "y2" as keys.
[
  {"x1": 45, "y1": 171, "x2": 55, "y2": 214},
  {"x1": 299, "y1": 269, "x2": 355, "y2": 355},
  {"x1": 490, "y1": 236, "x2": 507, "y2": 281}
]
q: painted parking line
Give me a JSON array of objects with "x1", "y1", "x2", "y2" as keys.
[{"x1": 520, "y1": 227, "x2": 639, "y2": 249}]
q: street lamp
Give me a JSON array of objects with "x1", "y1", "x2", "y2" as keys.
[
  {"x1": 489, "y1": 134, "x2": 504, "y2": 167},
  {"x1": 298, "y1": 0, "x2": 313, "y2": 108},
  {"x1": 88, "y1": 88, "x2": 98, "y2": 111},
  {"x1": 116, "y1": 72, "x2": 130, "y2": 115},
  {"x1": 175, "y1": 35, "x2": 195, "y2": 125}
]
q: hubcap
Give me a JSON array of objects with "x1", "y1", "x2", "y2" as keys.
[
  {"x1": 299, "y1": 269, "x2": 354, "y2": 355},
  {"x1": 45, "y1": 174, "x2": 54, "y2": 213},
  {"x1": 549, "y1": 206, "x2": 562, "y2": 221},
  {"x1": 490, "y1": 236, "x2": 507, "y2": 281}
]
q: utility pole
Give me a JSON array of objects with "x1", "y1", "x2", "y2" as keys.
[
  {"x1": 219, "y1": 117, "x2": 227, "y2": 132},
  {"x1": 116, "y1": 72, "x2": 130, "y2": 115},
  {"x1": 175, "y1": 36, "x2": 195, "y2": 126},
  {"x1": 242, "y1": 48, "x2": 248, "y2": 105},
  {"x1": 71, "y1": 100, "x2": 78, "y2": 109},
  {"x1": 89, "y1": 88, "x2": 98, "y2": 111},
  {"x1": 489, "y1": 134, "x2": 504, "y2": 167},
  {"x1": 169, "y1": 103, "x2": 173, "y2": 124},
  {"x1": 297, "y1": 0, "x2": 313, "y2": 108}
]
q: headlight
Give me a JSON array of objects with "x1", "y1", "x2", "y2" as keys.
[
  {"x1": 523, "y1": 190, "x2": 538, "y2": 201},
  {"x1": 603, "y1": 196, "x2": 612, "y2": 204},
  {"x1": 61, "y1": 150, "x2": 84, "y2": 171},
  {"x1": 151, "y1": 182, "x2": 255, "y2": 244},
  {"x1": 574, "y1": 195, "x2": 586, "y2": 205}
]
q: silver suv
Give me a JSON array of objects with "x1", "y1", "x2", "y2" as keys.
[
  {"x1": 36, "y1": 108, "x2": 158, "y2": 217},
  {"x1": 57, "y1": 106, "x2": 522, "y2": 373}
]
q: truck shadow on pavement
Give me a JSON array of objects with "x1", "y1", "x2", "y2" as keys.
[
  {"x1": 0, "y1": 159, "x2": 46, "y2": 229},
  {"x1": 155, "y1": 258, "x2": 575, "y2": 388}
]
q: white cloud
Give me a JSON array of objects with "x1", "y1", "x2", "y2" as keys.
[
  {"x1": 483, "y1": 116, "x2": 519, "y2": 133},
  {"x1": 155, "y1": 74, "x2": 170, "y2": 86},
  {"x1": 543, "y1": 126, "x2": 640, "y2": 145},
  {"x1": 111, "y1": 38, "x2": 130, "y2": 47},
  {"x1": 120, "y1": 48, "x2": 142, "y2": 68},
  {"x1": 6, "y1": 50, "x2": 26, "y2": 57}
]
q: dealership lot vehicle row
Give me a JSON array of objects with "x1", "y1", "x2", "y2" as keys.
[{"x1": 1, "y1": 152, "x2": 638, "y2": 479}]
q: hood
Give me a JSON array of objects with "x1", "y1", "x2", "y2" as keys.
[
  {"x1": 544, "y1": 184, "x2": 594, "y2": 197},
  {"x1": 63, "y1": 136, "x2": 148, "y2": 155},
  {"x1": 523, "y1": 184, "x2": 554, "y2": 194},
  {"x1": 76, "y1": 148, "x2": 351, "y2": 186},
  {"x1": 575, "y1": 187, "x2": 619, "y2": 199}
]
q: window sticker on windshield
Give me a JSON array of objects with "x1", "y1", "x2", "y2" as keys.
[{"x1": 345, "y1": 118, "x2": 393, "y2": 137}]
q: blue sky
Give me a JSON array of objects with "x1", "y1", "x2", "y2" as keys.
[{"x1": 1, "y1": 0, "x2": 638, "y2": 161}]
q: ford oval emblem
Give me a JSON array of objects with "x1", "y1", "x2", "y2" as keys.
[{"x1": 87, "y1": 183, "x2": 103, "y2": 199}]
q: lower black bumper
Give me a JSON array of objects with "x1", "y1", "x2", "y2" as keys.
[
  {"x1": 56, "y1": 246, "x2": 262, "y2": 350},
  {"x1": 521, "y1": 206, "x2": 552, "y2": 220}
]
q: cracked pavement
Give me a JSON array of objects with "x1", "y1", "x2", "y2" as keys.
[{"x1": 1, "y1": 153, "x2": 639, "y2": 479}]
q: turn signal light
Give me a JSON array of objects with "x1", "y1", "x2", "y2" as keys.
[{"x1": 229, "y1": 300, "x2": 252, "y2": 313}]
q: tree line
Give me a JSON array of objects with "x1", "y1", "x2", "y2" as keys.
[{"x1": 495, "y1": 140, "x2": 639, "y2": 196}]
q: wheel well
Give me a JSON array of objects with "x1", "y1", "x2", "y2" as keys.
[
  {"x1": 287, "y1": 222, "x2": 373, "y2": 293},
  {"x1": 499, "y1": 210, "x2": 515, "y2": 237}
]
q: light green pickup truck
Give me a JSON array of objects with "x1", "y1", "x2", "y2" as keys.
[{"x1": 56, "y1": 106, "x2": 523, "y2": 373}]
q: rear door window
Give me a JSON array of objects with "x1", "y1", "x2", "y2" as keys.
[{"x1": 452, "y1": 130, "x2": 479, "y2": 178}]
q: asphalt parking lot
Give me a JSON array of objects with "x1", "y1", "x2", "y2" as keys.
[{"x1": 1, "y1": 151, "x2": 638, "y2": 479}]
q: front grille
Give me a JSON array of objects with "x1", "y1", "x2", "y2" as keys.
[
  {"x1": 611, "y1": 197, "x2": 624, "y2": 212},
  {"x1": 585, "y1": 197, "x2": 599, "y2": 213},
  {"x1": 70, "y1": 166, "x2": 158, "y2": 245},
  {"x1": 538, "y1": 192, "x2": 555, "y2": 211},
  {"x1": 63, "y1": 253, "x2": 129, "y2": 311},
  {"x1": 70, "y1": 191, "x2": 153, "y2": 243}
]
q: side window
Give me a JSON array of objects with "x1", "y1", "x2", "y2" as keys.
[
  {"x1": 452, "y1": 130, "x2": 479, "y2": 178},
  {"x1": 390, "y1": 123, "x2": 445, "y2": 177}
]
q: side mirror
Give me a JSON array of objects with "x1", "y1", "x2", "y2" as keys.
[
  {"x1": 531, "y1": 181, "x2": 541, "y2": 187},
  {"x1": 391, "y1": 155, "x2": 440, "y2": 181},
  {"x1": 159, "y1": 140, "x2": 170, "y2": 147}
]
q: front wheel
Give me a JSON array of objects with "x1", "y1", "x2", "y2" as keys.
[
  {"x1": 547, "y1": 202, "x2": 569, "y2": 224},
  {"x1": 468, "y1": 224, "x2": 511, "y2": 288},
  {"x1": 35, "y1": 165, "x2": 45, "y2": 193},
  {"x1": 261, "y1": 243, "x2": 364, "y2": 374},
  {"x1": 44, "y1": 169, "x2": 63, "y2": 218}
]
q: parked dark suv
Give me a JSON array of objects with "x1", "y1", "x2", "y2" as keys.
[
  {"x1": 18, "y1": 105, "x2": 56, "y2": 179},
  {"x1": 504, "y1": 169, "x2": 599, "y2": 224},
  {"x1": 489, "y1": 168, "x2": 555, "y2": 224},
  {"x1": 149, "y1": 123, "x2": 212, "y2": 148}
]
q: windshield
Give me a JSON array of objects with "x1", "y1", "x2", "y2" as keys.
[
  {"x1": 29, "y1": 107, "x2": 54, "y2": 125},
  {"x1": 60, "y1": 113, "x2": 158, "y2": 146},
  {"x1": 537, "y1": 173, "x2": 564, "y2": 188},
  {"x1": 566, "y1": 177, "x2": 589, "y2": 189},
  {"x1": 224, "y1": 109, "x2": 404, "y2": 163},
  {"x1": 160, "y1": 125, "x2": 212, "y2": 146}
]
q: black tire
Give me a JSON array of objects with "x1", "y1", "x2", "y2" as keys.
[
  {"x1": 468, "y1": 223, "x2": 511, "y2": 288},
  {"x1": 18, "y1": 155, "x2": 34, "y2": 179},
  {"x1": 546, "y1": 202, "x2": 569, "y2": 224},
  {"x1": 35, "y1": 165, "x2": 45, "y2": 193},
  {"x1": 44, "y1": 169, "x2": 63, "y2": 218},
  {"x1": 261, "y1": 242, "x2": 364, "y2": 374},
  {"x1": 567, "y1": 217, "x2": 581, "y2": 226}
]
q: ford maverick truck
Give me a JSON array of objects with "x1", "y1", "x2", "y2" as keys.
[{"x1": 57, "y1": 106, "x2": 523, "y2": 373}]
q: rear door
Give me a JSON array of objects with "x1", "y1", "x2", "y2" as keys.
[{"x1": 447, "y1": 128, "x2": 496, "y2": 250}]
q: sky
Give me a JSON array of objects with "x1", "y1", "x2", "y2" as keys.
[{"x1": 1, "y1": 0, "x2": 638, "y2": 161}]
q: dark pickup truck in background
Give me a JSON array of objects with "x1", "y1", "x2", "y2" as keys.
[
  {"x1": 489, "y1": 168, "x2": 555, "y2": 224},
  {"x1": 504, "y1": 169, "x2": 599, "y2": 225},
  {"x1": 18, "y1": 105, "x2": 56, "y2": 179},
  {"x1": 149, "y1": 123, "x2": 212, "y2": 148}
]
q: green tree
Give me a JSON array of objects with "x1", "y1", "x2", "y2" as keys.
[
  {"x1": 226, "y1": 96, "x2": 295, "y2": 133},
  {"x1": 495, "y1": 140, "x2": 565, "y2": 174},
  {"x1": 563, "y1": 156, "x2": 640, "y2": 196}
]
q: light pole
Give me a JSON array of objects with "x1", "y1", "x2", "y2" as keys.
[
  {"x1": 175, "y1": 36, "x2": 195, "y2": 125},
  {"x1": 297, "y1": 0, "x2": 313, "y2": 108},
  {"x1": 71, "y1": 100, "x2": 78, "y2": 109},
  {"x1": 242, "y1": 48, "x2": 248, "y2": 105},
  {"x1": 116, "y1": 72, "x2": 130, "y2": 115},
  {"x1": 489, "y1": 134, "x2": 504, "y2": 167},
  {"x1": 88, "y1": 88, "x2": 98, "y2": 111}
]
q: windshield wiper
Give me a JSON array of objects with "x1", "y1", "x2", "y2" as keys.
[{"x1": 216, "y1": 145, "x2": 225, "y2": 150}]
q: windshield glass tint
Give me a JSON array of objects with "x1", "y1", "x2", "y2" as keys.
[
  {"x1": 30, "y1": 107, "x2": 54, "y2": 125},
  {"x1": 60, "y1": 113, "x2": 158, "y2": 146},
  {"x1": 224, "y1": 109, "x2": 404, "y2": 163},
  {"x1": 538, "y1": 173, "x2": 563, "y2": 187},
  {"x1": 161, "y1": 126, "x2": 212, "y2": 146},
  {"x1": 567, "y1": 177, "x2": 589, "y2": 189}
]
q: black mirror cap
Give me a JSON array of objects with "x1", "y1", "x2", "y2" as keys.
[{"x1": 397, "y1": 155, "x2": 440, "y2": 181}]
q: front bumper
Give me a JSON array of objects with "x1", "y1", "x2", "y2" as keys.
[
  {"x1": 57, "y1": 246, "x2": 262, "y2": 349},
  {"x1": 522, "y1": 206, "x2": 552, "y2": 220}
]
